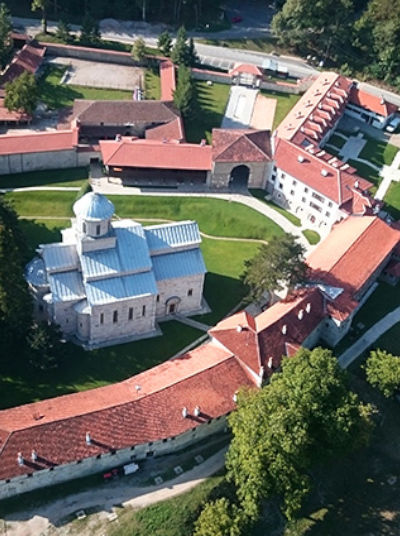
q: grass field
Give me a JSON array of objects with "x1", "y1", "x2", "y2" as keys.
[
  {"x1": 359, "y1": 137, "x2": 398, "y2": 168},
  {"x1": 185, "y1": 81, "x2": 230, "y2": 143},
  {"x1": 250, "y1": 189, "x2": 302, "y2": 227},
  {"x1": 302, "y1": 229, "x2": 320, "y2": 244},
  {"x1": 0, "y1": 167, "x2": 88, "y2": 189},
  {"x1": 38, "y1": 65, "x2": 133, "y2": 109},
  {"x1": 384, "y1": 182, "x2": 400, "y2": 220},
  {"x1": 144, "y1": 69, "x2": 161, "y2": 100},
  {"x1": 5, "y1": 191, "x2": 284, "y2": 241},
  {"x1": 260, "y1": 89, "x2": 301, "y2": 130}
]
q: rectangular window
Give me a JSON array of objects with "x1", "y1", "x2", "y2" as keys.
[
  {"x1": 302, "y1": 197, "x2": 306, "y2": 203},
  {"x1": 292, "y1": 180, "x2": 297, "y2": 186},
  {"x1": 328, "y1": 201, "x2": 333, "y2": 207},
  {"x1": 290, "y1": 190, "x2": 294, "y2": 196},
  {"x1": 142, "y1": 305, "x2": 146, "y2": 317},
  {"x1": 304, "y1": 187, "x2": 309, "y2": 193},
  {"x1": 281, "y1": 173, "x2": 286, "y2": 179},
  {"x1": 312, "y1": 192, "x2": 324, "y2": 203},
  {"x1": 188, "y1": 288, "x2": 193, "y2": 296},
  {"x1": 96, "y1": 224, "x2": 101, "y2": 235},
  {"x1": 279, "y1": 182, "x2": 283, "y2": 190},
  {"x1": 128, "y1": 307, "x2": 133, "y2": 320},
  {"x1": 309, "y1": 201, "x2": 322, "y2": 213},
  {"x1": 113, "y1": 310, "x2": 118, "y2": 323},
  {"x1": 156, "y1": 294, "x2": 160, "y2": 302},
  {"x1": 326, "y1": 211, "x2": 331, "y2": 217},
  {"x1": 100, "y1": 313, "x2": 104, "y2": 324}
]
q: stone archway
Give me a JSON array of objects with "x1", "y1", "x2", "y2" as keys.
[
  {"x1": 165, "y1": 296, "x2": 181, "y2": 315},
  {"x1": 229, "y1": 165, "x2": 250, "y2": 189}
]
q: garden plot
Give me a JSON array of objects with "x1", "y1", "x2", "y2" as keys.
[{"x1": 47, "y1": 57, "x2": 144, "y2": 91}]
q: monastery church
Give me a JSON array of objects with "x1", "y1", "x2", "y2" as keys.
[{"x1": 25, "y1": 192, "x2": 207, "y2": 348}]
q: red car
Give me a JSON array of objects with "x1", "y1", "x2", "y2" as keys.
[{"x1": 232, "y1": 15, "x2": 243, "y2": 23}]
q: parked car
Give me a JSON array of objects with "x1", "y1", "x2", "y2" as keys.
[
  {"x1": 232, "y1": 15, "x2": 243, "y2": 23},
  {"x1": 386, "y1": 115, "x2": 400, "y2": 133}
]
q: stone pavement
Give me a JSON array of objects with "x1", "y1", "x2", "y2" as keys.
[
  {"x1": 338, "y1": 306, "x2": 400, "y2": 369},
  {"x1": 221, "y1": 85, "x2": 259, "y2": 129}
]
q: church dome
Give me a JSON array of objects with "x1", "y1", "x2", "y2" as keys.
[{"x1": 73, "y1": 192, "x2": 115, "y2": 222}]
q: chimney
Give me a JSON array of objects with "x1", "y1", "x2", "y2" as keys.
[
  {"x1": 321, "y1": 169, "x2": 328, "y2": 177},
  {"x1": 31, "y1": 449, "x2": 38, "y2": 462},
  {"x1": 17, "y1": 452, "x2": 24, "y2": 466},
  {"x1": 200, "y1": 139, "x2": 206, "y2": 146},
  {"x1": 86, "y1": 432, "x2": 92, "y2": 445},
  {"x1": 233, "y1": 392, "x2": 238, "y2": 403},
  {"x1": 354, "y1": 180, "x2": 360, "y2": 189},
  {"x1": 182, "y1": 407, "x2": 188, "y2": 418},
  {"x1": 236, "y1": 325, "x2": 243, "y2": 333},
  {"x1": 298, "y1": 309, "x2": 304, "y2": 320},
  {"x1": 306, "y1": 302, "x2": 312, "y2": 313},
  {"x1": 135, "y1": 384, "x2": 141, "y2": 394},
  {"x1": 194, "y1": 406, "x2": 200, "y2": 417},
  {"x1": 267, "y1": 356, "x2": 273, "y2": 369},
  {"x1": 297, "y1": 155, "x2": 305, "y2": 163},
  {"x1": 282, "y1": 324, "x2": 287, "y2": 335}
]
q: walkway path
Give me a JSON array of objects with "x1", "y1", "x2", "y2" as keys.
[
  {"x1": 375, "y1": 150, "x2": 400, "y2": 200},
  {"x1": 338, "y1": 306, "x2": 400, "y2": 369},
  {"x1": 221, "y1": 86, "x2": 259, "y2": 129},
  {"x1": 1, "y1": 448, "x2": 227, "y2": 536},
  {"x1": 173, "y1": 313, "x2": 211, "y2": 332}
]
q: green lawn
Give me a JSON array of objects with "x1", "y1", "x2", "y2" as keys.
[
  {"x1": 372, "y1": 322, "x2": 400, "y2": 356},
  {"x1": 185, "y1": 81, "x2": 230, "y2": 143},
  {"x1": 0, "y1": 167, "x2": 88, "y2": 189},
  {"x1": 250, "y1": 189, "x2": 302, "y2": 227},
  {"x1": 327, "y1": 133, "x2": 347, "y2": 149},
  {"x1": 38, "y1": 65, "x2": 133, "y2": 109},
  {"x1": 260, "y1": 89, "x2": 302, "y2": 130},
  {"x1": 144, "y1": 69, "x2": 161, "y2": 100},
  {"x1": 384, "y1": 182, "x2": 400, "y2": 220},
  {"x1": 359, "y1": 137, "x2": 398, "y2": 168},
  {"x1": 302, "y1": 229, "x2": 320, "y2": 245}
]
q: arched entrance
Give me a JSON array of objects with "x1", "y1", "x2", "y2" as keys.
[
  {"x1": 165, "y1": 296, "x2": 181, "y2": 315},
  {"x1": 229, "y1": 165, "x2": 250, "y2": 189}
]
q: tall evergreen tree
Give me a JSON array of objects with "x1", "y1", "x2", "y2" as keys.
[
  {"x1": 0, "y1": 3, "x2": 12, "y2": 69},
  {"x1": 173, "y1": 64, "x2": 195, "y2": 117},
  {"x1": 131, "y1": 37, "x2": 146, "y2": 62},
  {"x1": 187, "y1": 37, "x2": 199, "y2": 66},
  {"x1": 158, "y1": 30, "x2": 172, "y2": 56},
  {"x1": 79, "y1": 14, "x2": 101, "y2": 45},
  {"x1": 55, "y1": 19, "x2": 73, "y2": 44},
  {"x1": 171, "y1": 25, "x2": 190, "y2": 66}
]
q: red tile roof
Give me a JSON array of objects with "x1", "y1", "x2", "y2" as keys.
[
  {"x1": 274, "y1": 137, "x2": 372, "y2": 205},
  {"x1": 212, "y1": 129, "x2": 272, "y2": 163},
  {"x1": 349, "y1": 87, "x2": 397, "y2": 118},
  {"x1": 307, "y1": 216, "x2": 400, "y2": 295},
  {"x1": 100, "y1": 137, "x2": 212, "y2": 171},
  {"x1": 0, "y1": 342, "x2": 256, "y2": 480},
  {"x1": 145, "y1": 116, "x2": 185, "y2": 142},
  {"x1": 276, "y1": 72, "x2": 353, "y2": 142},
  {"x1": 1, "y1": 43, "x2": 45, "y2": 86},
  {"x1": 0, "y1": 128, "x2": 78, "y2": 156},
  {"x1": 0, "y1": 100, "x2": 30, "y2": 122},
  {"x1": 211, "y1": 288, "x2": 325, "y2": 376},
  {"x1": 160, "y1": 60, "x2": 176, "y2": 102},
  {"x1": 229, "y1": 63, "x2": 263, "y2": 77}
]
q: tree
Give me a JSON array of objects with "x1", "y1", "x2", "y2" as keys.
[
  {"x1": 31, "y1": 0, "x2": 49, "y2": 34},
  {"x1": 226, "y1": 347, "x2": 373, "y2": 520},
  {"x1": 158, "y1": 30, "x2": 172, "y2": 56},
  {"x1": 365, "y1": 349, "x2": 400, "y2": 398},
  {"x1": 193, "y1": 498, "x2": 243, "y2": 536},
  {"x1": 79, "y1": 14, "x2": 101, "y2": 45},
  {"x1": 4, "y1": 72, "x2": 39, "y2": 115},
  {"x1": 131, "y1": 37, "x2": 146, "y2": 62},
  {"x1": 173, "y1": 64, "x2": 195, "y2": 117},
  {"x1": 0, "y1": 3, "x2": 12, "y2": 69},
  {"x1": 171, "y1": 25, "x2": 190, "y2": 66},
  {"x1": 187, "y1": 37, "x2": 199, "y2": 66},
  {"x1": 55, "y1": 20, "x2": 73, "y2": 44},
  {"x1": 271, "y1": 0, "x2": 355, "y2": 60},
  {"x1": 242, "y1": 234, "x2": 307, "y2": 301},
  {"x1": 27, "y1": 322, "x2": 66, "y2": 371},
  {"x1": 0, "y1": 197, "x2": 32, "y2": 360}
]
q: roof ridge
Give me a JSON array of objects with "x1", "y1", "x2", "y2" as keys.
[{"x1": 245, "y1": 131, "x2": 270, "y2": 158}]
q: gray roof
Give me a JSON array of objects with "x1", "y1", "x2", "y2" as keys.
[
  {"x1": 49, "y1": 271, "x2": 85, "y2": 302},
  {"x1": 25, "y1": 257, "x2": 48, "y2": 287},
  {"x1": 145, "y1": 221, "x2": 201, "y2": 255},
  {"x1": 85, "y1": 271, "x2": 157, "y2": 305},
  {"x1": 152, "y1": 249, "x2": 206, "y2": 281},
  {"x1": 73, "y1": 192, "x2": 115, "y2": 222},
  {"x1": 42, "y1": 244, "x2": 78, "y2": 273},
  {"x1": 80, "y1": 222, "x2": 152, "y2": 280}
]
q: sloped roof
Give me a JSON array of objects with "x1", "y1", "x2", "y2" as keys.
[
  {"x1": 100, "y1": 137, "x2": 212, "y2": 171},
  {"x1": 349, "y1": 87, "x2": 397, "y2": 118},
  {"x1": 145, "y1": 116, "x2": 184, "y2": 142},
  {"x1": 0, "y1": 343, "x2": 255, "y2": 480},
  {"x1": 145, "y1": 221, "x2": 201, "y2": 254},
  {"x1": 307, "y1": 216, "x2": 400, "y2": 294},
  {"x1": 212, "y1": 129, "x2": 272, "y2": 163},
  {"x1": 1, "y1": 43, "x2": 45, "y2": 86},
  {"x1": 152, "y1": 248, "x2": 206, "y2": 281},
  {"x1": 73, "y1": 192, "x2": 115, "y2": 221},
  {"x1": 229, "y1": 63, "x2": 263, "y2": 77},
  {"x1": 0, "y1": 129, "x2": 77, "y2": 156},
  {"x1": 274, "y1": 138, "x2": 372, "y2": 205}
]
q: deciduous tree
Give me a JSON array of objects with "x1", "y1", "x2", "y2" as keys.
[
  {"x1": 31, "y1": 0, "x2": 49, "y2": 34},
  {"x1": 365, "y1": 349, "x2": 400, "y2": 397},
  {"x1": 242, "y1": 234, "x2": 307, "y2": 301},
  {"x1": 226, "y1": 347, "x2": 373, "y2": 520},
  {"x1": 55, "y1": 19, "x2": 73, "y2": 43},
  {"x1": 0, "y1": 3, "x2": 12, "y2": 69},
  {"x1": 28, "y1": 322, "x2": 66, "y2": 371},
  {"x1": 131, "y1": 37, "x2": 146, "y2": 62},
  {"x1": 79, "y1": 14, "x2": 101, "y2": 45},
  {"x1": 4, "y1": 71, "x2": 39, "y2": 115},
  {"x1": 193, "y1": 498, "x2": 243, "y2": 536}
]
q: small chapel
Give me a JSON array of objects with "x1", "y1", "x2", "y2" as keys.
[{"x1": 25, "y1": 192, "x2": 207, "y2": 348}]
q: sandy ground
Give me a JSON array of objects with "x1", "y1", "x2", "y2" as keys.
[
  {"x1": 250, "y1": 94, "x2": 277, "y2": 130},
  {"x1": 48, "y1": 57, "x2": 144, "y2": 91}
]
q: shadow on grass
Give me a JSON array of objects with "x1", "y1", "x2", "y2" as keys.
[
  {"x1": 19, "y1": 219, "x2": 67, "y2": 259},
  {"x1": 0, "y1": 167, "x2": 88, "y2": 189}
]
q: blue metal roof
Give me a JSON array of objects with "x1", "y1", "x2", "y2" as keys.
[
  {"x1": 42, "y1": 244, "x2": 78, "y2": 273},
  {"x1": 80, "y1": 246, "x2": 121, "y2": 280},
  {"x1": 114, "y1": 221, "x2": 152, "y2": 273},
  {"x1": 73, "y1": 192, "x2": 115, "y2": 221},
  {"x1": 145, "y1": 221, "x2": 201, "y2": 254},
  {"x1": 25, "y1": 257, "x2": 48, "y2": 287},
  {"x1": 152, "y1": 248, "x2": 206, "y2": 281},
  {"x1": 49, "y1": 271, "x2": 85, "y2": 302},
  {"x1": 85, "y1": 271, "x2": 157, "y2": 305}
]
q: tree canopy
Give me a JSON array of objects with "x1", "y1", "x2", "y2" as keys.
[
  {"x1": 365, "y1": 349, "x2": 400, "y2": 397},
  {"x1": 157, "y1": 30, "x2": 172, "y2": 56},
  {"x1": 171, "y1": 26, "x2": 197, "y2": 66},
  {"x1": 131, "y1": 37, "x2": 146, "y2": 62},
  {"x1": 226, "y1": 347, "x2": 373, "y2": 521},
  {"x1": 0, "y1": 3, "x2": 12, "y2": 69},
  {"x1": 4, "y1": 71, "x2": 39, "y2": 115},
  {"x1": 242, "y1": 234, "x2": 307, "y2": 301},
  {"x1": 173, "y1": 64, "x2": 196, "y2": 117}
]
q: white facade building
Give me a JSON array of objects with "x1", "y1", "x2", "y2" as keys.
[{"x1": 25, "y1": 192, "x2": 207, "y2": 348}]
